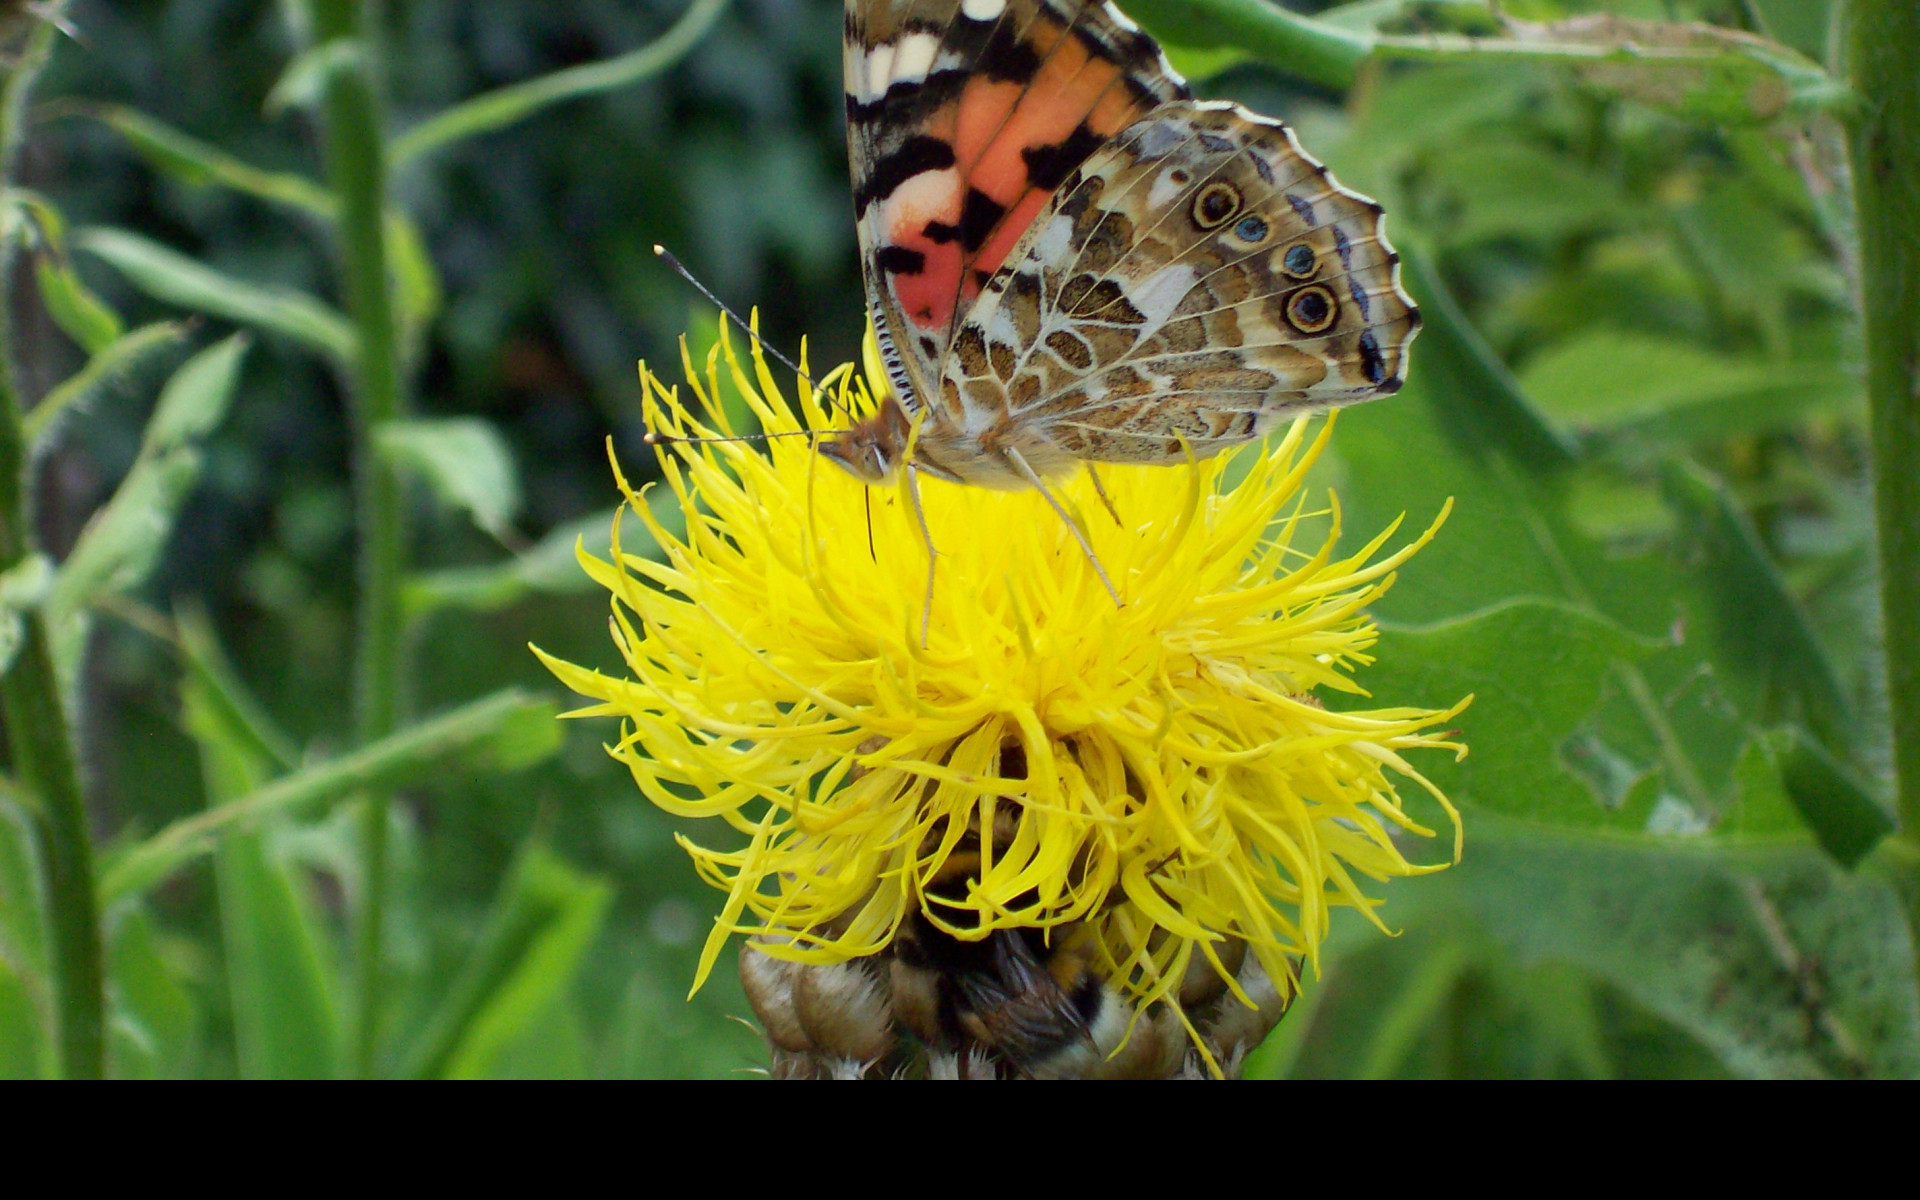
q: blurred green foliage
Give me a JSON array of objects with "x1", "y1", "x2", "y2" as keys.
[{"x1": 0, "y1": 0, "x2": 1913, "y2": 1077}]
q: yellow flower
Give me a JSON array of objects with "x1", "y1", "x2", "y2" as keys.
[{"x1": 536, "y1": 319, "x2": 1468, "y2": 1070}]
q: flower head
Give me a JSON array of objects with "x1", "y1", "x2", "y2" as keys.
[{"x1": 537, "y1": 319, "x2": 1468, "y2": 1067}]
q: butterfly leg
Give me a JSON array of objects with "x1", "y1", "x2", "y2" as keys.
[
  {"x1": 1085, "y1": 465, "x2": 1123, "y2": 526},
  {"x1": 1003, "y1": 449, "x2": 1122, "y2": 608},
  {"x1": 906, "y1": 465, "x2": 938, "y2": 647}
]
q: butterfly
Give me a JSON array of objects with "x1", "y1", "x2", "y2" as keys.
[{"x1": 821, "y1": 0, "x2": 1419, "y2": 538}]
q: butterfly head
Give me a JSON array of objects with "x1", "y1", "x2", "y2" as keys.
[{"x1": 817, "y1": 396, "x2": 913, "y2": 485}]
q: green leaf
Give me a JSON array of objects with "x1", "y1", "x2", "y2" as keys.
[
  {"x1": 173, "y1": 606, "x2": 341, "y2": 1078},
  {"x1": 1363, "y1": 601, "x2": 1659, "y2": 832},
  {"x1": 1398, "y1": 241, "x2": 1578, "y2": 471},
  {"x1": 25, "y1": 322, "x2": 188, "y2": 448},
  {"x1": 404, "y1": 496, "x2": 685, "y2": 616},
  {"x1": 1745, "y1": 0, "x2": 1836, "y2": 60},
  {"x1": 1355, "y1": 940, "x2": 1471, "y2": 1079},
  {"x1": 1460, "y1": 826, "x2": 1920, "y2": 1078},
  {"x1": 389, "y1": 0, "x2": 732, "y2": 165},
  {"x1": 263, "y1": 38, "x2": 362, "y2": 116},
  {"x1": 3, "y1": 187, "x2": 66, "y2": 250},
  {"x1": 396, "y1": 842, "x2": 612, "y2": 1080},
  {"x1": 77, "y1": 103, "x2": 334, "y2": 218},
  {"x1": 1425, "y1": 142, "x2": 1630, "y2": 246},
  {"x1": 1334, "y1": 247, "x2": 1853, "y2": 839},
  {"x1": 1660, "y1": 461, "x2": 1854, "y2": 756},
  {"x1": 386, "y1": 210, "x2": 442, "y2": 368},
  {"x1": 0, "y1": 553, "x2": 52, "y2": 676},
  {"x1": 98, "y1": 688, "x2": 563, "y2": 904},
  {"x1": 76, "y1": 227, "x2": 355, "y2": 364},
  {"x1": 1753, "y1": 728, "x2": 1893, "y2": 868},
  {"x1": 141, "y1": 331, "x2": 251, "y2": 453},
  {"x1": 376, "y1": 417, "x2": 522, "y2": 542},
  {"x1": 33, "y1": 254, "x2": 123, "y2": 354},
  {"x1": 210, "y1": 831, "x2": 344, "y2": 1079},
  {"x1": 1520, "y1": 330, "x2": 1858, "y2": 446},
  {"x1": 104, "y1": 910, "x2": 197, "y2": 1080},
  {"x1": 46, "y1": 336, "x2": 249, "y2": 679},
  {"x1": 175, "y1": 604, "x2": 299, "y2": 773},
  {"x1": 1718, "y1": 733, "x2": 1813, "y2": 839},
  {"x1": 0, "y1": 952, "x2": 44, "y2": 1079}
]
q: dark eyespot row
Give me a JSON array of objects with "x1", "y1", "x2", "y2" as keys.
[
  {"x1": 1233, "y1": 215, "x2": 1269, "y2": 244},
  {"x1": 1282, "y1": 242, "x2": 1316, "y2": 279},
  {"x1": 1191, "y1": 181, "x2": 1241, "y2": 230},
  {"x1": 1286, "y1": 286, "x2": 1337, "y2": 334}
]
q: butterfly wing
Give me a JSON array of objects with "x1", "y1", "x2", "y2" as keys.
[
  {"x1": 844, "y1": 0, "x2": 1188, "y2": 412},
  {"x1": 947, "y1": 100, "x2": 1420, "y2": 465}
]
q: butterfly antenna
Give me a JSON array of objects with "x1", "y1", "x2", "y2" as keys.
[{"x1": 653, "y1": 245, "x2": 843, "y2": 411}]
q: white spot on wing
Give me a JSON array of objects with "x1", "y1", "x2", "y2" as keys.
[
  {"x1": 886, "y1": 167, "x2": 963, "y2": 228},
  {"x1": 1030, "y1": 214, "x2": 1074, "y2": 268},
  {"x1": 889, "y1": 33, "x2": 940, "y2": 86},
  {"x1": 1147, "y1": 166, "x2": 1187, "y2": 211},
  {"x1": 1130, "y1": 265, "x2": 1197, "y2": 326},
  {"x1": 861, "y1": 45, "x2": 895, "y2": 103},
  {"x1": 962, "y1": 0, "x2": 1006, "y2": 19}
]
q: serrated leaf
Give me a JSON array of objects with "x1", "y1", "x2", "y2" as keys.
[
  {"x1": 33, "y1": 254, "x2": 123, "y2": 354},
  {"x1": 376, "y1": 417, "x2": 522, "y2": 541},
  {"x1": 46, "y1": 337, "x2": 248, "y2": 684},
  {"x1": 77, "y1": 227, "x2": 354, "y2": 364},
  {"x1": 25, "y1": 322, "x2": 187, "y2": 448},
  {"x1": 1361, "y1": 601, "x2": 1658, "y2": 832},
  {"x1": 1333, "y1": 243, "x2": 1872, "y2": 842}
]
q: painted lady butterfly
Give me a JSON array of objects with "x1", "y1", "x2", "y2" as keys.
[{"x1": 822, "y1": 0, "x2": 1419, "y2": 501}]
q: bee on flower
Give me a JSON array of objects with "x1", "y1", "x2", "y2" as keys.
[{"x1": 535, "y1": 320, "x2": 1468, "y2": 1079}]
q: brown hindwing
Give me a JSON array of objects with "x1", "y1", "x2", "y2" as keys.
[{"x1": 947, "y1": 99, "x2": 1420, "y2": 465}]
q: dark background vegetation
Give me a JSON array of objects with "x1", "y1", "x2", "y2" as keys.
[{"x1": 2, "y1": 0, "x2": 1913, "y2": 1077}]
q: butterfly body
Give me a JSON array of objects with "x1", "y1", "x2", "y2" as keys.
[{"x1": 830, "y1": 0, "x2": 1419, "y2": 491}]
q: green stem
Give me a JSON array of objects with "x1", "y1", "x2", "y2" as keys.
[
  {"x1": 0, "y1": 10, "x2": 102, "y2": 1080},
  {"x1": 1844, "y1": 1, "x2": 1920, "y2": 848},
  {"x1": 389, "y1": 0, "x2": 731, "y2": 166},
  {"x1": 1124, "y1": 0, "x2": 1371, "y2": 90},
  {"x1": 312, "y1": 0, "x2": 406, "y2": 1078}
]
